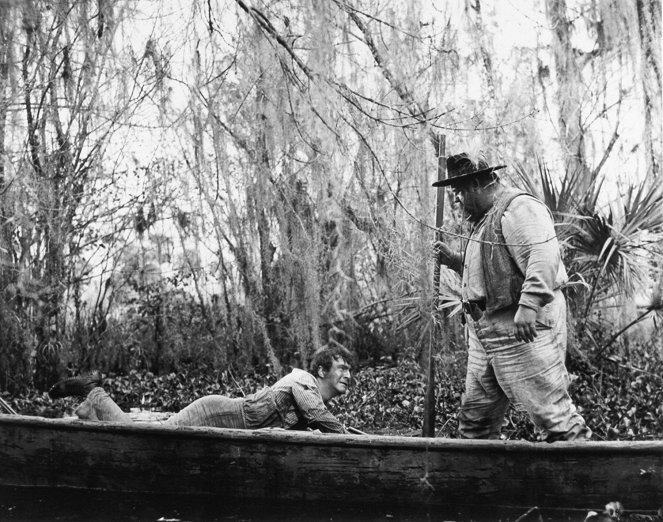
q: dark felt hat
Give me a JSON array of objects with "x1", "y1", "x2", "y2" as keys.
[{"x1": 432, "y1": 153, "x2": 506, "y2": 187}]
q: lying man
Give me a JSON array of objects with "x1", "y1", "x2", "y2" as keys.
[{"x1": 49, "y1": 346, "x2": 353, "y2": 434}]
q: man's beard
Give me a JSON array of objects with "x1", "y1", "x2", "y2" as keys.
[{"x1": 463, "y1": 204, "x2": 486, "y2": 223}]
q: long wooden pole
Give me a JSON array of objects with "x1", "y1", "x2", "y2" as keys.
[{"x1": 422, "y1": 134, "x2": 446, "y2": 438}]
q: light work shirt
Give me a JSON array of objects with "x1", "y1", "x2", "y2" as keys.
[{"x1": 462, "y1": 194, "x2": 567, "y2": 312}]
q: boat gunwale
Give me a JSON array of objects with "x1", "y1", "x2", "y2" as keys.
[{"x1": 2, "y1": 413, "x2": 663, "y2": 454}]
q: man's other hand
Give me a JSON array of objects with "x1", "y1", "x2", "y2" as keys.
[{"x1": 514, "y1": 305, "x2": 538, "y2": 343}]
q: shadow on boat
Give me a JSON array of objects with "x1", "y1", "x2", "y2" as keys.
[{"x1": 0, "y1": 485, "x2": 602, "y2": 522}]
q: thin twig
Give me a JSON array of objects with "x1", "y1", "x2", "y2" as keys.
[
  {"x1": 599, "y1": 309, "x2": 653, "y2": 353},
  {"x1": 514, "y1": 506, "x2": 540, "y2": 522},
  {"x1": 603, "y1": 355, "x2": 663, "y2": 383},
  {"x1": 227, "y1": 369, "x2": 246, "y2": 397}
]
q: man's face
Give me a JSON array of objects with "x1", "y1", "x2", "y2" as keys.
[
  {"x1": 320, "y1": 357, "x2": 352, "y2": 397},
  {"x1": 451, "y1": 182, "x2": 484, "y2": 222}
]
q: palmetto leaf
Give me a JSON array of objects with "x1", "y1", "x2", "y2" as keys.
[
  {"x1": 511, "y1": 158, "x2": 602, "y2": 216},
  {"x1": 435, "y1": 299, "x2": 463, "y2": 318},
  {"x1": 393, "y1": 265, "x2": 461, "y2": 348},
  {"x1": 512, "y1": 156, "x2": 663, "y2": 324},
  {"x1": 394, "y1": 296, "x2": 434, "y2": 331},
  {"x1": 566, "y1": 208, "x2": 658, "y2": 310},
  {"x1": 619, "y1": 181, "x2": 663, "y2": 237}
]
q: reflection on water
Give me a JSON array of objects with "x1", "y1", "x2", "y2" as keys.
[{"x1": 0, "y1": 487, "x2": 585, "y2": 522}]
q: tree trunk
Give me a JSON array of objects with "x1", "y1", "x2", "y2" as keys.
[
  {"x1": 636, "y1": 0, "x2": 662, "y2": 179},
  {"x1": 546, "y1": 0, "x2": 591, "y2": 191}
]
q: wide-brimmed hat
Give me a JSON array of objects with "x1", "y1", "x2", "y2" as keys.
[{"x1": 432, "y1": 153, "x2": 506, "y2": 187}]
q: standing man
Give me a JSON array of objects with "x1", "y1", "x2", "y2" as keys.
[
  {"x1": 433, "y1": 152, "x2": 590, "y2": 442},
  {"x1": 49, "y1": 345, "x2": 353, "y2": 434}
]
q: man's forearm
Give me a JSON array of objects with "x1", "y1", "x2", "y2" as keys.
[
  {"x1": 310, "y1": 412, "x2": 347, "y2": 433},
  {"x1": 293, "y1": 383, "x2": 347, "y2": 433}
]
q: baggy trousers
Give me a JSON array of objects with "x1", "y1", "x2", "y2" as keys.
[
  {"x1": 457, "y1": 290, "x2": 589, "y2": 441},
  {"x1": 77, "y1": 389, "x2": 247, "y2": 429}
]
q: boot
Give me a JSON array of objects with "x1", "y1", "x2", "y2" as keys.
[{"x1": 48, "y1": 372, "x2": 102, "y2": 399}]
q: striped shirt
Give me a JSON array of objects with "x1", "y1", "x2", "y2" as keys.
[{"x1": 244, "y1": 369, "x2": 346, "y2": 433}]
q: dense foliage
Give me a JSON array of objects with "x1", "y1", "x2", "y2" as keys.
[
  {"x1": 0, "y1": 1, "x2": 661, "y2": 450},
  {"x1": 5, "y1": 339, "x2": 661, "y2": 441},
  {"x1": 1, "y1": 0, "x2": 661, "y2": 394}
]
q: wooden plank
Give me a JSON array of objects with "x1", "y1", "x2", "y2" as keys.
[{"x1": 1, "y1": 415, "x2": 662, "y2": 509}]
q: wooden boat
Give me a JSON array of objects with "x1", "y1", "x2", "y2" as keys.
[{"x1": 1, "y1": 413, "x2": 662, "y2": 511}]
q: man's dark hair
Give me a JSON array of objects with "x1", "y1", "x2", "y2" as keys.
[{"x1": 309, "y1": 345, "x2": 354, "y2": 375}]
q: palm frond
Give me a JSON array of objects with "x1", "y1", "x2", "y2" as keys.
[
  {"x1": 510, "y1": 158, "x2": 600, "y2": 216},
  {"x1": 392, "y1": 264, "x2": 461, "y2": 350},
  {"x1": 563, "y1": 177, "x2": 663, "y2": 319},
  {"x1": 619, "y1": 181, "x2": 663, "y2": 237},
  {"x1": 435, "y1": 299, "x2": 463, "y2": 318}
]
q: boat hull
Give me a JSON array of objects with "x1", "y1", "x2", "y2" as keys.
[{"x1": 1, "y1": 415, "x2": 662, "y2": 509}]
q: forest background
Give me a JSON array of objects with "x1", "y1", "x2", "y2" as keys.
[{"x1": 0, "y1": 0, "x2": 661, "y2": 441}]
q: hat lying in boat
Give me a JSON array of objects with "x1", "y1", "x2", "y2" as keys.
[{"x1": 432, "y1": 153, "x2": 506, "y2": 187}]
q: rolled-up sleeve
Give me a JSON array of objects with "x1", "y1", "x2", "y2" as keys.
[
  {"x1": 291, "y1": 377, "x2": 347, "y2": 433},
  {"x1": 502, "y1": 195, "x2": 564, "y2": 311}
]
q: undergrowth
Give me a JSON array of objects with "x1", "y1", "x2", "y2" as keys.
[{"x1": 4, "y1": 344, "x2": 662, "y2": 441}]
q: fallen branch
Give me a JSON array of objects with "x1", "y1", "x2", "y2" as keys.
[{"x1": 0, "y1": 396, "x2": 17, "y2": 415}]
